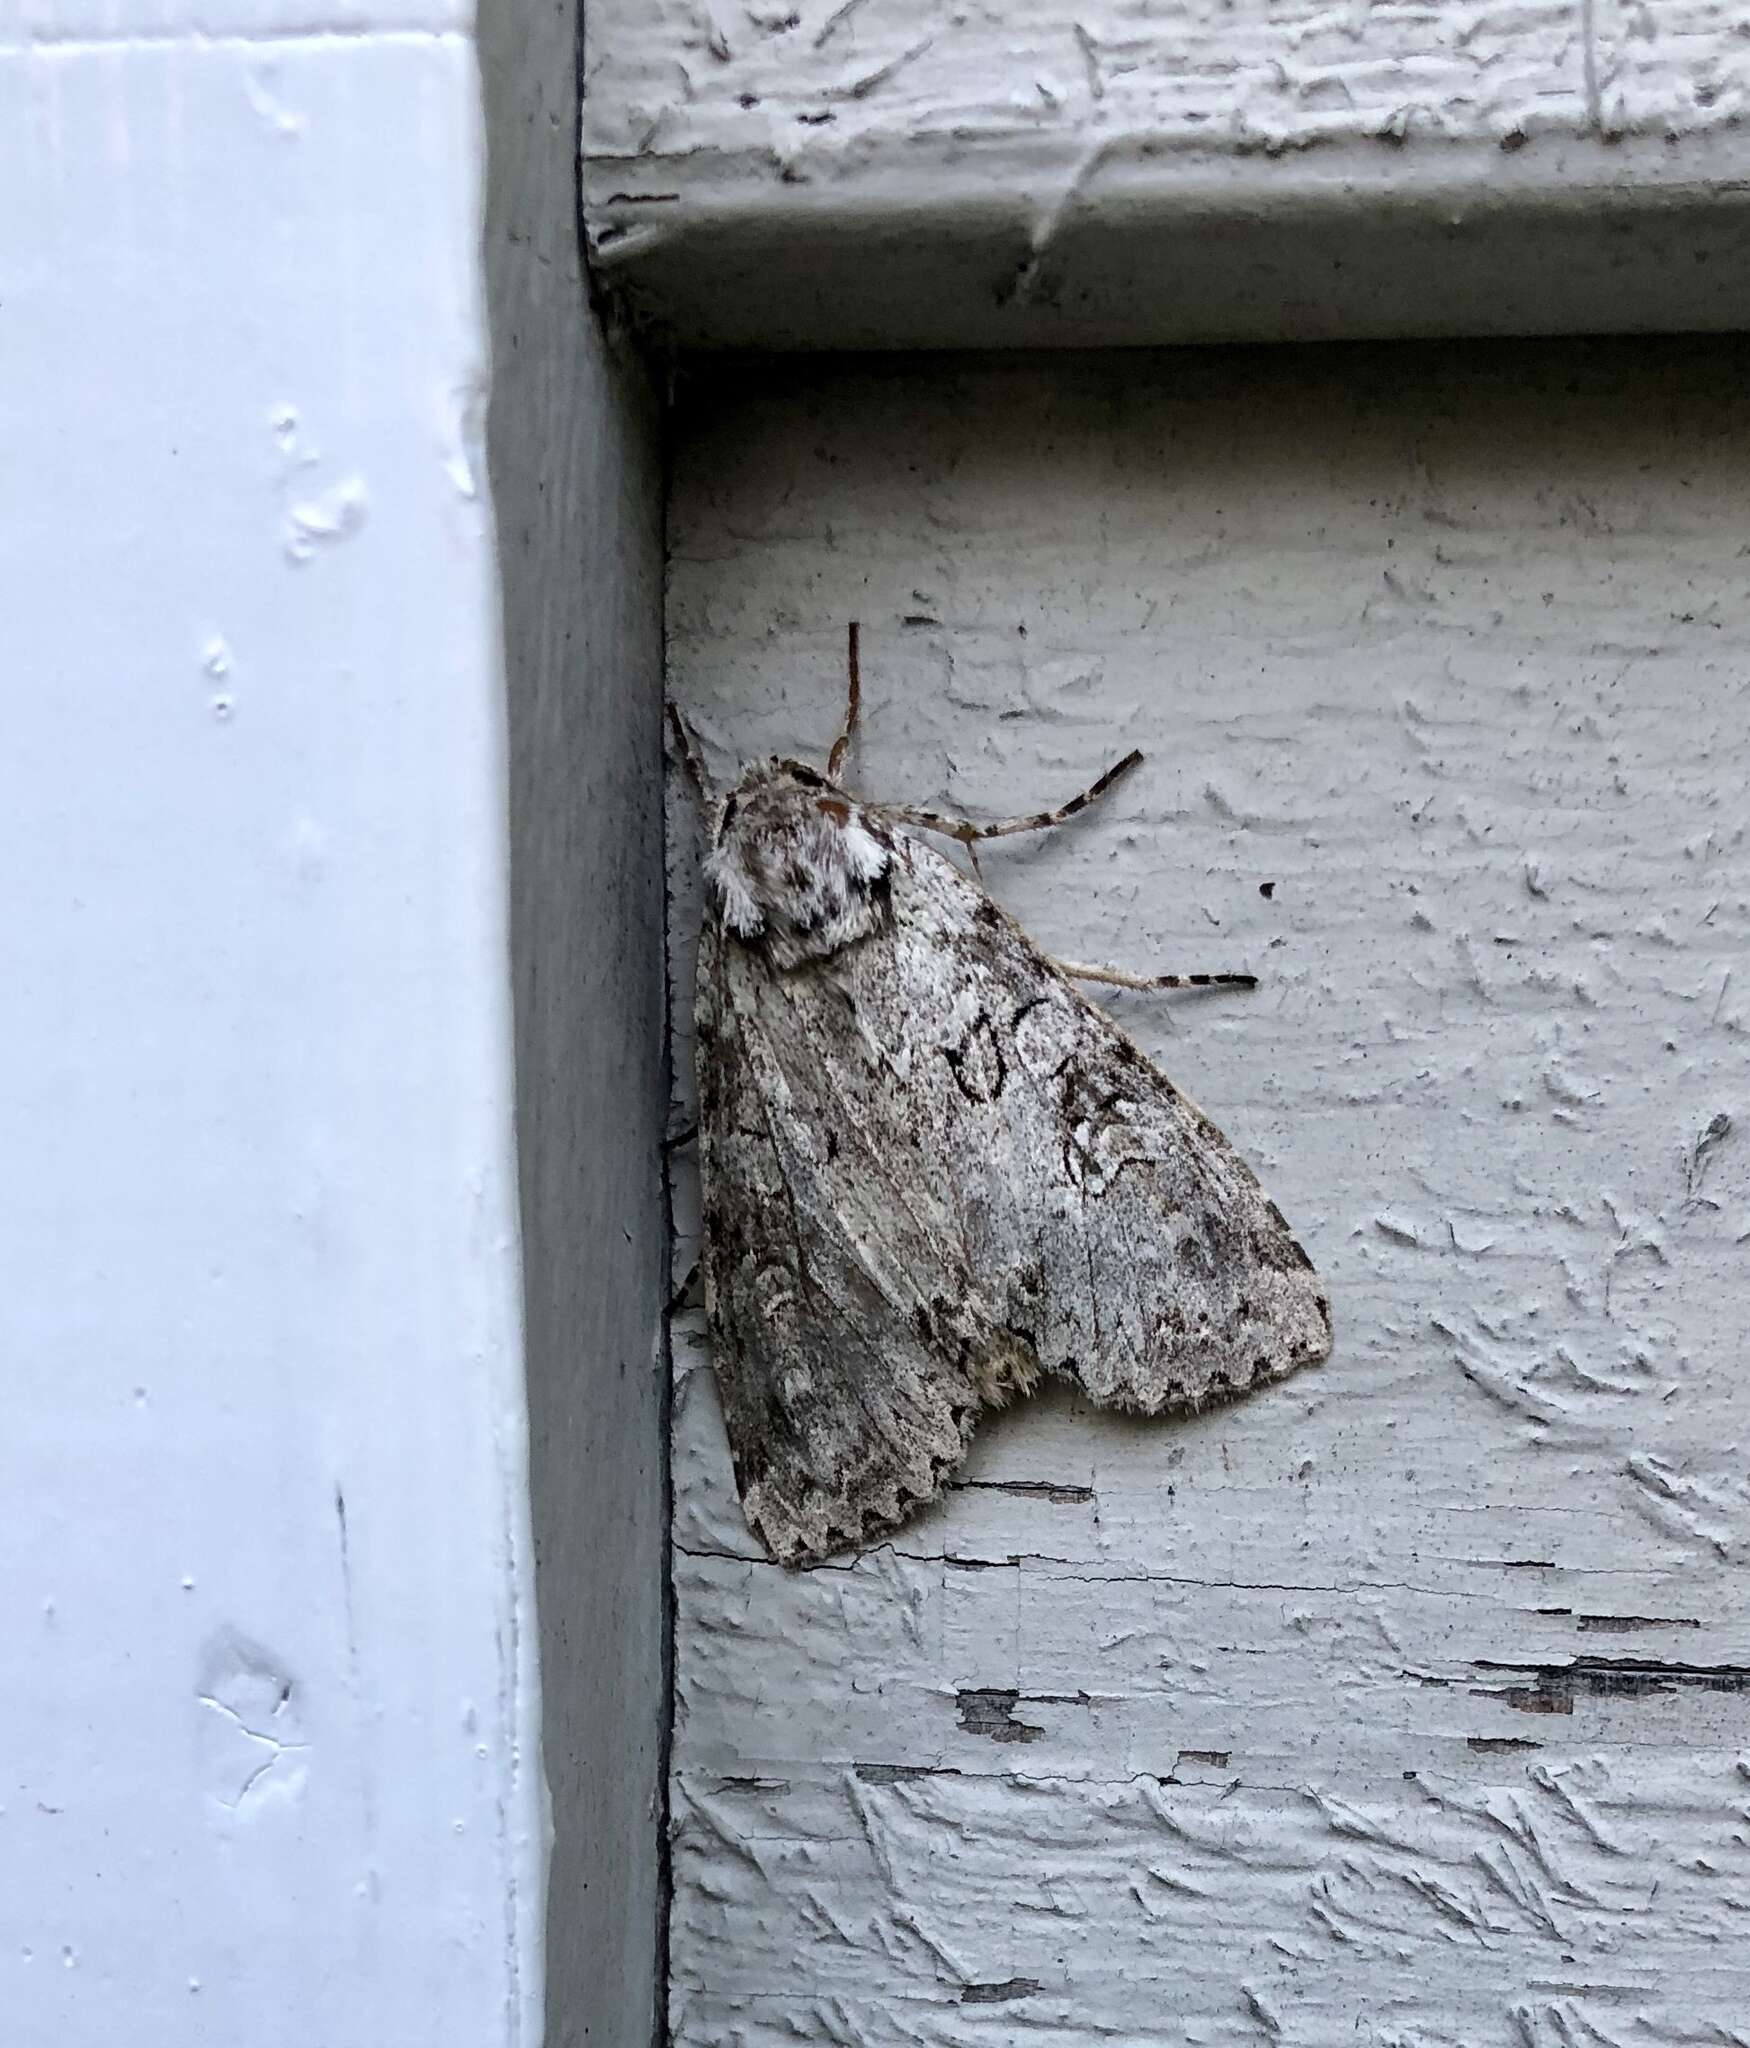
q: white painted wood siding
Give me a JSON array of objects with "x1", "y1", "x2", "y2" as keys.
[
  {"x1": 591, "y1": 0, "x2": 1750, "y2": 163},
  {"x1": 665, "y1": 343, "x2": 1750, "y2": 2047},
  {"x1": 583, "y1": 2, "x2": 1750, "y2": 345}
]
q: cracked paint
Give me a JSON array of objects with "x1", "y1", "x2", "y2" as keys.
[{"x1": 664, "y1": 346, "x2": 1750, "y2": 2045}]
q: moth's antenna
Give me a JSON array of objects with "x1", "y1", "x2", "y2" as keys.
[
  {"x1": 667, "y1": 702, "x2": 714, "y2": 809},
  {"x1": 826, "y1": 621, "x2": 861, "y2": 785}
]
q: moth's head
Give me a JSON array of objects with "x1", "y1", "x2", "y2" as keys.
[{"x1": 705, "y1": 758, "x2": 893, "y2": 967}]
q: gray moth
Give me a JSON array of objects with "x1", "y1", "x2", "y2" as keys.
[{"x1": 673, "y1": 627, "x2": 1331, "y2": 1567}]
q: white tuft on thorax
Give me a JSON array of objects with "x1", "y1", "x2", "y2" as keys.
[{"x1": 706, "y1": 760, "x2": 894, "y2": 968}]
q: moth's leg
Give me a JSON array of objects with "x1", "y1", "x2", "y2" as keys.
[
  {"x1": 1055, "y1": 960, "x2": 1258, "y2": 992},
  {"x1": 826, "y1": 619, "x2": 861, "y2": 784},
  {"x1": 884, "y1": 747, "x2": 1143, "y2": 843},
  {"x1": 666, "y1": 702, "x2": 714, "y2": 807}
]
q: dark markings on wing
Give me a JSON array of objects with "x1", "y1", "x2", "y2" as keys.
[{"x1": 695, "y1": 839, "x2": 1331, "y2": 1564}]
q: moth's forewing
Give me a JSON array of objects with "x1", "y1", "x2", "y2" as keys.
[{"x1": 695, "y1": 832, "x2": 1330, "y2": 1565}]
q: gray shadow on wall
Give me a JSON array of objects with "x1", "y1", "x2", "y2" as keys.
[{"x1": 477, "y1": 0, "x2": 668, "y2": 2039}]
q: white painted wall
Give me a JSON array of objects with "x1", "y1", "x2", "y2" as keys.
[
  {"x1": 665, "y1": 343, "x2": 1750, "y2": 2046},
  {"x1": 1, "y1": 10, "x2": 545, "y2": 2042}
]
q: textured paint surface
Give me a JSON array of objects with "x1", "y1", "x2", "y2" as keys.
[
  {"x1": 0, "y1": 12, "x2": 541, "y2": 2045},
  {"x1": 666, "y1": 343, "x2": 1750, "y2": 2045},
  {"x1": 480, "y1": 0, "x2": 671, "y2": 2026},
  {"x1": 589, "y1": 0, "x2": 1750, "y2": 159},
  {"x1": 582, "y1": 1, "x2": 1750, "y2": 345}
]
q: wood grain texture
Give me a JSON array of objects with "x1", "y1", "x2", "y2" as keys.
[{"x1": 665, "y1": 340, "x2": 1750, "y2": 2045}]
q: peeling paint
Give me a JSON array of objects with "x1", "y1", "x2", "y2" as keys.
[
  {"x1": 1476, "y1": 1656, "x2": 1750, "y2": 1715},
  {"x1": 961, "y1": 1975, "x2": 1041, "y2": 2004},
  {"x1": 956, "y1": 1691, "x2": 1046, "y2": 1744},
  {"x1": 665, "y1": 346, "x2": 1750, "y2": 2045}
]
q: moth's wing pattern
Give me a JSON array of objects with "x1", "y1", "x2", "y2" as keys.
[
  {"x1": 863, "y1": 839, "x2": 1331, "y2": 1410},
  {"x1": 697, "y1": 835, "x2": 1331, "y2": 1564},
  {"x1": 697, "y1": 911, "x2": 1039, "y2": 1565}
]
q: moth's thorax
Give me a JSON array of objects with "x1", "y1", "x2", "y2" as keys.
[{"x1": 705, "y1": 758, "x2": 893, "y2": 968}]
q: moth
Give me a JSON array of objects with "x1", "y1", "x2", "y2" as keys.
[{"x1": 672, "y1": 626, "x2": 1331, "y2": 1566}]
